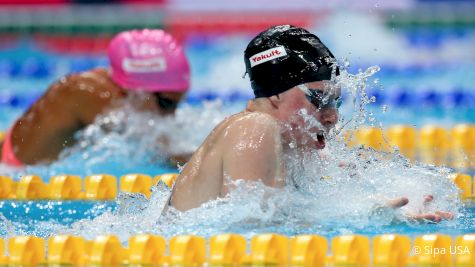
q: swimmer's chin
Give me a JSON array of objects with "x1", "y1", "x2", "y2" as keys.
[
  {"x1": 298, "y1": 139, "x2": 325, "y2": 151},
  {"x1": 309, "y1": 140, "x2": 325, "y2": 150},
  {"x1": 316, "y1": 140, "x2": 325, "y2": 149},
  {"x1": 301, "y1": 130, "x2": 327, "y2": 150}
]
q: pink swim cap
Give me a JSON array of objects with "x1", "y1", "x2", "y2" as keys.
[{"x1": 108, "y1": 29, "x2": 190, "y2": 92}]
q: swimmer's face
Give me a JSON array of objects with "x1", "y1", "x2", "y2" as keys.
[
  {"x1": 276, "y1": 81, "x2": 340, "y2": 149},
  {"x1": 301, "y1": 81, "x2": 340, "y2": 130},
  {"x1": 153, "y1": 92, "x2": 186, "y2": 115}
]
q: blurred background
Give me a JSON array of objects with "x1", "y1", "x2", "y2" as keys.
[
  {"x1": 1, "y1": 0, "x2": 475, "y2": 240},
  {"x1": 0, "y1": 0, "x2": 474, "y2": 128}
]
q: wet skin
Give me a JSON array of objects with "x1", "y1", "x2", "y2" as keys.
[
  {"x1": 170, "y1": 81, "x2": 454, "y2": 222},
  {"x1": 171, "y1": 81, "x2": 339, "y2": 211},
  {"x1": 0, "y1": 68, "x2": 184, "y2": 165}
]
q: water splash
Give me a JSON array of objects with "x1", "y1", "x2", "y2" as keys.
[
  {"x1": 0, "y1": 65, "x2": 467, "y2": 240},
  {"x1": 56, "y1": 93, "x2": 231, "y2": 176},
  {"x1": 0, "y1": 93, "x2": 233, "y2": 179}
]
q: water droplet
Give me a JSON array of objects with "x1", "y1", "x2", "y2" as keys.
[
  {"x1": 289, "y1": 142, "x2": 296, "y2": 149},
  {"x1": 343, "y1": 59, "x2": 350, "y2": 68}
]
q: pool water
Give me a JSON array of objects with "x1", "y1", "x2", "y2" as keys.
[
  {"x1": 1, "y1": 10, "x2": 475, "y2": 243},
  {"x1": 1, "y1": 196, "x2": 474, "y2": 241},
  {"x1": 1, "y1": 64, "x2": 474, "y2": 241}
]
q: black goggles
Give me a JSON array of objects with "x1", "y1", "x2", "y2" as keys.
[
  {"x1": 302, "y1": 88, "x2": 342, "y2": 110},
  {"x1": 154, "y1": 93, "x2": 179, "y2": 111}
]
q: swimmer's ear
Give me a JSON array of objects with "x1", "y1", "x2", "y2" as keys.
[{"x1": 268, "y1": 94, "x2": 282, "y2": 108}]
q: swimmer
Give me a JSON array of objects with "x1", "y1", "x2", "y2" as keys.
[
  {"x1": 170, "y1": 25, "x2": 453, "y2": 223},
  {"x1": 0, "y1": 29, "x2": 190, "y2": 166}
]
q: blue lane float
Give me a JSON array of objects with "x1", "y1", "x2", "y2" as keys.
[
  {"x1": 0, "y1": 57, "x2": 110, "y2": 78},
  {"x1": 2, "y1": 88, "x2": 475, "y2": 109},
  {"x1": 388, "y1": 89, "x2": 414, "y2": 107},
  {"x1": 0, "y1": 92, "x2": 42, "y2": 108},
  {"x1": 444, "y1": 90, "x2": 475, "y2": 107},
  {"x1": 0, "y1": 58, "x2": 55, "y2": 79},
  {"x1": 1, "y1": 57, "x2": 475, "y2": 109},
  {"x1": 417, "y1": 89, "x2": 442, "y2": 107},
  {"x1": 0, "y1": 59, "x2": 21, "y2": 77},
  {"x1": 20, "y1": 58, "x2": 54, "y2": 79},
  {"x1": 367, "y1": 88, "x2": 475, "y2": 108}
]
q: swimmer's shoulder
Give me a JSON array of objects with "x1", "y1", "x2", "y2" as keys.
[
  {"x1": 76, "y1": 68, "x2": 112, "y2": 85},
  {"x1": 229, "y1": 111, "x2": 279, "y2": 130},
  {"x1": 50, "y1": 67, "x2": 125, "y2": 98},
  {"x1": 198, "y1": 112, "x2": 279, "y2": 152},
  {"x1": 219, "y1": 111, "x2": 280, "y2": 142}
]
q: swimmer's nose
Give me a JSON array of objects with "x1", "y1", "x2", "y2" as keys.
[{"x1": 319, "y1": 107, "x2": 338, "y2": 129}]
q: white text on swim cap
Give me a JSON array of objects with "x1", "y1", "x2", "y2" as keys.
[
  {"x1": 249, "y1": 46, "x2": 287, "y2": 67},
  {"x1": 122, "y1": 57, "x2": 167, "y2": 73}
]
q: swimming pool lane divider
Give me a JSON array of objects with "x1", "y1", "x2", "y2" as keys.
[
  {"x1": 3, "y1": 123, "x2": 475, "y2": 170},
  {"x1": 0, "y1": 173, "x2": 177, "y2": 201},
  {"x1": 2, "y1": 125, "x2": 475, "y2": 200},
  {"x1": 0, "y1": 171, "x2": 473, "y2": 202},
  {"x1": 0, "y1": 233, "x2": 474, "y2": 266},
  {"x1": 346, "y1": 124, "x2": 475, "y2": 170},
  {"x1": 3, "y1": 88, "x2": 475, "y2": 109}
]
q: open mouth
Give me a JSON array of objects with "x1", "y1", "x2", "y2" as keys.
[{"x1": 316, "y1": 131, "x2": 326, "y2": 149}]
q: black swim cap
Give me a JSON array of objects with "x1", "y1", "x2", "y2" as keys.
[{"x1": 244, "y1": 25, "x2": 339, "y2": 98}]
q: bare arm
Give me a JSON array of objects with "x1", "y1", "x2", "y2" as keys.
[
  {"x1": 12, "y1": 69, "x2": 123, "y2": 164},
  {"x1": 222, "y1": 113, "x2": 285, "y2": 188},
  {"x1": 170, "y1": 112, "x2": 286, "y2": 211}
]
